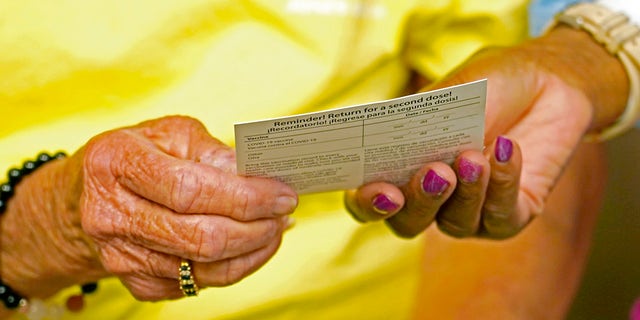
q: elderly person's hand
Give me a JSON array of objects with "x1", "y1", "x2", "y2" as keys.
[
  {"x1": 345, "y1": 26, "x2": 628, "y2": 239},
  {"x1": 1, "y1": 116, "x2": 297, "y2": 302}
]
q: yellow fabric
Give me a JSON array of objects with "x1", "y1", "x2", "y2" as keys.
[{"x1": 0, "y1": 0, "x2": 528, "y2": 319}]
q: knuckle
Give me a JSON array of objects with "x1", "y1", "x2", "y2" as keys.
[
  {"x1": 197, "y1": 144, "x2": 236, "y2": 171},
  {"x1": 482, "y1": 214, "x2": 521, "y2": 239},
  {"x1": 482, "y1": 201, "x2": 512, "y2": 218},
  {"x1": 83, "y1": 143, "x2": 115, "y2": 185},
  {"x1": 84, "y1": 130, "x2": 128, "y2": 174},
  {"x1": 482, "y1": 207, "x2": 513, "y2": 227},
  {"x1": 229, "y1": 186, "x2": 254, "y2": 221},
  {"x1": 412, "y1": 206, "x2": 436, "y2": 218},
  {"x1": 257, "y1": 217, "x2": 278, "y2": 236},
  {"x1": 490, "y1": 168, "x2": 518, "y2": 189},
  {"x1": 211, "y1": 260, "x2": 246, "y2": 287},
  {"x1": 159, "y1": 115, "x2": 205, "y2": 132},
  {"x1": 168, "y1": 165, "x2": 203, "y2": 213},
  {"x1": 190, "y1": 221, "x2": 228, "y2": 261},
  {"x1": 436, "y1": 218, "x2": 476, "y2": 238},
  {"x1": 451, "y1": 186, "x2": 482, "y2": 204},
  {"x1": 223, "y1": 261, "x2": 248, "y2": 285}
]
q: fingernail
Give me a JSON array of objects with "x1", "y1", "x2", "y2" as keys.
[
  {"x1": 273, "y1": 196, "x2": 298, "y2": 215},
  {"x1": 458, "y1": 158, "x2": 482, "y2": 183},
  {"x1": 283, "y1": 216, "x2": 296, "y2": 231},
  {"x1": 495, "y1": 136, "x2": 513, "y2": 163},
  {"x1": 372, "y1": 194, "x2": 399, "y2": 215},
  {"x1": 422, "y1": 170, "x2": 449, "y2": 195}
]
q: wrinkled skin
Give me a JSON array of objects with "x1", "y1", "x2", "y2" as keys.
[
  {"x1": 0, "y1": 26, "x2": 629, "y2": 319},
  {"x1": 1, "y1": 116, "x2": 298, "y2": 301}
]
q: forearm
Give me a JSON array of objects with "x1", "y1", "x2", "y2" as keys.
[{"x1": 0, "y1": 152, "x2": 102, "y2": 302}]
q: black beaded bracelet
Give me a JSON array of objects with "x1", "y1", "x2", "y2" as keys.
[
  {"x1": 0, "y1": 152, "x2": 98, "y2": 311},
  {"x1": 0, "y1": 152, "x2": 67, "y2": 309},
  {"x1": 0, "y1": 152, "x2": 66, "y2": 215}
]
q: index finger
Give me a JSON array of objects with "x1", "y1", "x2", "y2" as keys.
[
  {"x1": 386, "y1": 163, "x2": 457, "y2": 238},
  {"x1": 87, "y1": 130, "x2": 298, "y2": 221}
]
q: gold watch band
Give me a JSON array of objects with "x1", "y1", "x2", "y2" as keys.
[{"x1": 549, "y1": 3, "x2": 640, "y2": 141}]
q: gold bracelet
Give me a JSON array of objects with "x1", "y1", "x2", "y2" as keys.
[{"x1": 547, "y1": 3, "x2": 640, "y2": 142}]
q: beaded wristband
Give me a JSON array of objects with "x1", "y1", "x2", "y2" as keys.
[
  {"x1": 0, "y1": 152, "x2": 67, "y2": 215},
  {"x1": 547, "y1": 3, "x2": 640, "y2": 141},
  {"x1": 0, "y1": 152, "x2": 98, "y2": 311},
  {"x1": 0, "y1": 152, "x2": 67, "y2": 309}
]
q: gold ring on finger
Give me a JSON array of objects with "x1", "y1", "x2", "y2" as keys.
[{"x1": 179, "y1": 259, "x2": 199, "y2": 297}]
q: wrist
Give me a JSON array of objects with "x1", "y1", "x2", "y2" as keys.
[
  {"x1": 1, "y1": 153, "x2": 104, "y2": 300},
  {"x1": 533, "y1": 25, "x2": 629, "y2": 133}
]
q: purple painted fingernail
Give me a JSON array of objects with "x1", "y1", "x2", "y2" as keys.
[
  {"x1": 372, "y1": 194, "x2": 399, "y2": 215},
  {"x1": 495, "y1": 136, "x2": 513, "y2": 163},
  {"x1": 422, "y1": 170, "x2": 449, "y2": 195},
  {"x1": 458, "y1": 158, "x2": 482, "y2": 183}
]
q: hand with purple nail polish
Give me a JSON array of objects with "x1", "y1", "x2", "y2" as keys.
[
  {"x1": 407, "y1": 27, "x2": 619, "y2": 239},
  {"x1": 346, "y1": 27, "x2": 619, "y2": 240}
]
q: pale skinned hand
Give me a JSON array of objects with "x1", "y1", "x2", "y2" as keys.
[
  {"x1": 1, "y1": 116, "x2": 298, "y2": 301},
  {"x1": 345, "y1": 27, "x2": 628, "y2": 239}
]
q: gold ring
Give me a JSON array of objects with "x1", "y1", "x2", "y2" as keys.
[{"x1": 179, "y1": 260, "x2": 199, "y2": 297}]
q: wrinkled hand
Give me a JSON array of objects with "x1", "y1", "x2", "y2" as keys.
[
  {"x1": 79, "y1": 116, "x2": 297, "y2": 300},
  {"x1": 346, "y1": 27, "x2": 625, "y2": 239}
]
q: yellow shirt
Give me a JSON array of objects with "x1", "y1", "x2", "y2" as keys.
[{"x1": 0, "y1": 0, "x2": 528, "y2": 319}]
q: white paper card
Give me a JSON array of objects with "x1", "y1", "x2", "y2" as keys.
[{"x1": 235, "y1": 79, "x2": 486, "y2": 194}]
